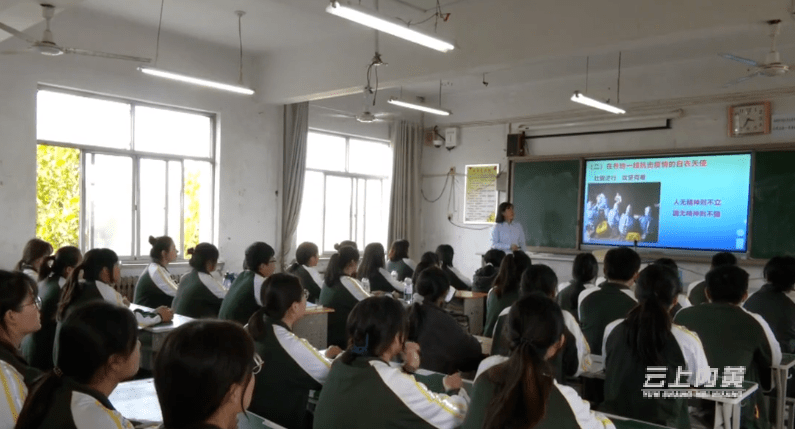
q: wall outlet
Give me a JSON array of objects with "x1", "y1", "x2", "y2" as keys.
[
  {"x1": 447, "y1": 212, "x2": 453, "y2": 220},
  {"x1": 449, "y1": 166, "x2": 456, "y2": 175}
]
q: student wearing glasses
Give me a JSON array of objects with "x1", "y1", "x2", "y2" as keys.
[
  {"x1": 219, "y1": 242, "x2": 276, "y2": 325},
  {"x1": 134, "y1": 235, "x2": 180, "y2": 308},
  {"x1": 246, "y1": 273, "x2": 343, "y2": 429}
]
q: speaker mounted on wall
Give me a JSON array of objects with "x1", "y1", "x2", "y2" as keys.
[{"x1": 506, "y1": 133, "x2": 526, "y2": 157}]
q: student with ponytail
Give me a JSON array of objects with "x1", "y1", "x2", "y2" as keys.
[
  {"x1": 22, "y1": 246, "x2": 81, "y2": 371},
  {"x1": 16, "y1": 301, "x2": 140, "y2": 429},
  {"x1": 286, "y1": 242, "x2": 323, "y2": 303},
  {"x1": 410, "y1": 251, "x2": 440, "y2": 286},
  {"x1": 319, "y1": 246, "x2": 370, "y2": 348},
  {"x1": 172, "y1": 243, "x2": 227, "y2": 318},
  {"x1": 602, "y1": 264, "x2": 710, "y2": 428},
  {"x1": 463, "y1": 295, "x2": 613, "y2": 429},
  {"x1": 219, "y1": 242, "x2": 276, "y2": 325},
  {"x1": 358, "y1": 243, "x2": 404, "y2": 294},
  {"x1": 0, "y1": 271, "x2": 42, "y2": 428},
  {"x1": 134, "y1": 235, "x2": 179, "y2": 308},
  {"x1": 484, "y1": 251, "x2": 531, "y2": 337},
  {"x1": 14, "y1": 239, "x2": 53, "y2": 282},
  {"x1": 386, "y1": 239, "x2": 414, "y2": 281},
  {"x1": 246, "y1": 273, "x2": 342, "y2": 429},
  {"x1": 314, "y1": 296, "x2": 468, "y2": 429}
]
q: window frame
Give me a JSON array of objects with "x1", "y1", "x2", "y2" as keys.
[
  {"x1": 36, "y1": 86, "x2": 217, "y2": 261},
  {"x1": 303, "y1": 129, "x2": 392, "y2": 255}
]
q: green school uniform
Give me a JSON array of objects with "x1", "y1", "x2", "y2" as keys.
[
  {"x1": 218, "y1": 271, "x2": 264, "y2": 325},
  {"x1": 744, "y1": 284, "x2": 795, "y2": 353},
  {"x1": 172, "y1": 270, "x2": 225, "y2": 319},
  {"x1": 133, "y1": 263, "x2": 178, "y2": 308},
  {"x1": 462, "y1": 356, "x2": 614, "y2": 429},
  {"x1": 318, "y1": 276, "x2": 370, "y2": 348},
  {"x1": 386, "y1": 259, "x2": 414, "y2": 282},
  {"x1": 313, "y1": 356, "x2": 467, "y2": 429},
  {"x1": 249, "y1": 317, "x2": 333, "y2": 429},
  {"x1": 688, "y1": 280, "x2": 708, "y2": 305},
  {"x1": 578, "y1": 282, "x2": 637, "y2": 355},
  {"x1": 22, "y1": 275, "x2": 63, "y2": 371},
  {"x1": 484, "y1": 288, "x2": 519, "y2": 338},
  {"x1": 288, "y1": 265, "x2": 322, "y2": 303},
  {"x1": 365, "y1": 268, "x2": 403, "y2": 294},
  {"x1": 557, "y1": 280, "x2": 587, "y2": 323},
  {"x1": 28, "y1": 376, "x2": 134, "y2": 429},
  {"x1": 675, "y1": 303, "x2": 781, "y2": 429}
]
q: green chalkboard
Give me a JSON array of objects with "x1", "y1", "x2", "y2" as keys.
[
  {"x1": 512, "y1": 160, "x2": 581, "y2": 249},
  {"x1": 750, "y1": 151, "x2": 795, "y2": 259}
]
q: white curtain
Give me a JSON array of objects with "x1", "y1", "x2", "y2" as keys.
[
  {"x1": 280, "y1": 102, "x2": 309, "y2": 270},
  {"x1": 388, "y1": 120, "x2": 422, "y2": 257}
]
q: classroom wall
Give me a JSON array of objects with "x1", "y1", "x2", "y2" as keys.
[{"x1": 0, "y1": 7, "x2": 282, "y2": 272}]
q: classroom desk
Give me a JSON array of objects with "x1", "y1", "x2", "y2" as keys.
[
  {"x1": 129, "y1": 304, "x2": 195, "y2": 371},
  {"x1": 293, "y1": 305, "x2": 334, "y2": 349},
  {"x1": 451, "y1": 290, "x2": 488, "y2": 335},
  {"x1": 773, "y1": 353, "x2": 795, "y2": 429},
  {"x1": 109, "y1": 378, "x2": 287, "y2": 429},
  {"x1": 474, "y1": 335, "x2": 493, "y2": 355}
]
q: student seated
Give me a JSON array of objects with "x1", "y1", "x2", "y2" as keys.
[
  {"x1": 410, "y1": 251, "x2": 440, "y2": 286},
  {"x1": 246, "y1": 273, "x2": 342, "y2": 429},
  {"x1": 172, "y1": 243, "x2": 227, "y2": 319},
  {"x1": 437, "y1": 244, "x2": 472, "y2": 290},
  {"x1": 219, "y1": 242, "x2": 276, "y2": 325},
  {"x1": 57, "y1": 249, "x2": 172, "y2": 327},
  {"x1": 286, "y1": 242, "x2": 323, "y2": 303},
  {"x1": 386, "y1": 239, "x2": 415, "y2": 281},
  {"x1": 603, "y1": 264, "x2": 710, "y2": 428},
  {"x1": 675, "y1": 265, "x2": 781, "y2": 429},
  {"x1": 22, "y1": 246, "x2": 81, "y2": 371},
  {"x1": 578, "y1": 246, "x2": 639, "y2": 355},
  {"x1": 484, "y1": 251, "x2": 531, "y2": 337},
  {"x1": 313, "y1": 296, "x2": 468, "y2": 429},
  {"x1": 463, "y1": 295, "x2": 614, "y2": 429},
  {"x1": 0, "y1": 271, "x2": 43, "y2": 428},
  {"x1": 15, "y1": 301, "x2": 141, "y2": 429},
  {"x1": 14, "y1": 238, "x2": 53, "y2": 282},
  {"x1": 408, "y1": 267, "x2": 483, "y2": 374},
  {"x1": 319, "y1": 246, "x2": 370, "y2": 348},
  {"x1": 472, "y1": 249, "x2": 505, "y2": 293},
  {"x1": 134, "y1": 235, "x2": 179, "y2": 308},
  {"x1": 491, "y1": 264, "x2": 592, "y2": 380},
  {"x1": 688, "y1": 251, "x2": 736, "y2": 305},
  {"x1": 556, "y1": 252, "x2": 598, "y2": 323},
  {"x1": 652, "y1": 257, "x2": 691, "y2": 316},
  {"x1": 357, "y1": 243, "x2": 403, "y2": 294},
  {"x1": 154, "y1": 319, "x2": 257, "y2": 429}
]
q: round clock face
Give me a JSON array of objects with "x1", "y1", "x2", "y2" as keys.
[{"x1": 731, "y1": 103, "x2": 768, "y2": 136}]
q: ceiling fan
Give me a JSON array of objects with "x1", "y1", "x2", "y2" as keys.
[
  {"x1": 720, "y1": 20, "x2": 791, "y2": 86},
  {"x1": 317, "y1": 103, "x2": 398, "y2": 123},
  {"x1": 0, "y1": 3, "x2": 151, "y2": 63}
]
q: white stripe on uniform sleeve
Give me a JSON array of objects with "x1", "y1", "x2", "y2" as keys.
[
  {"x1": 198, "y1": 272, "x2": 227, "y2": 299},
  {"x1": 493, "y1": 306, "x2": 511, "y2": 337},
  {"x1": 272, "y1": 324, "x2": 332, "y2": 384},
  {"x1": 601, "y1": 318, "x2": 624, "y2": 367},
  {"x1": 0, "y1": 361, "x2": 26, "y2": 425},
  {"x1": 369, "y1": 360, "x2": 467, "y2": 429},
  {"x1": 449, "y1": 266, "x2": 473, "y2": 288},
  {"x1": 474, "y1": 355, "x2": 508, "y2": 382},
  {"x1": 403, "y1": 258, "x2": 417, "y2": 271},
  {"x1": 671, "y1": 324, "x2": 711, "y2": 386},
  {"x1": 741, "y1": 307, "x2": 782, "y2": 366},
  {"x1": 253, "y1": 273, "x2": 267, "y2": 306},
  {"x1": 378, "y1": 268, "x2": 405, "y2": 292},
  {"x1": 563, "y1": 310, "x2": 593, "y2": 375},
  {"x1": 554, "y1": 380, "x2": 616, "y2": 429},
  {"x1": 133, "y1": 310, "x2": 162, "y2": 328},
  {"x1": 677, "y1": 294, "x2": 692, "y2": 309},
  {"x1": 147, "y1": 263, "x2": 178, "y2": 297},
  {"x1": 95, "y1": 281, "x2": 126, "y2": 306},
  {"x1": 341, "y1": 277, "x2": 370, "y2": 302},
  {"x1": 577, "y1": 287, "x2": 601, "y2": 322},
  {"x1": 303, "y1": 266, "x2": 324, "y2": 288},
  {"x1": 71, "y1": 391, "x2": 134, "y2": 429}
]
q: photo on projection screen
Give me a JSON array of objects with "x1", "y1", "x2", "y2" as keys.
[{"x1": 582, "y1": 153, "x2": 752, "y2": 252}]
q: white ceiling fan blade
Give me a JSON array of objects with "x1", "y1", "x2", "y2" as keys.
[
  {"x1": 718, "y1": 53, "x2": 760, "y2": 67},
  {"x1": 0, "y1": 49, "x2": 32, "y2": 55},
  {"x1": 0, "y1": 22, "x2": 38, "y2": 44},
  {"x1": 374, "y1": 112, "x2": 399, "y2": 118},
  {"x1": 723, "y1": 71, "x2": 762, "y2": 87},
  {"x1": 62, "y1": 47, "x2": 152, "y2": 63}
]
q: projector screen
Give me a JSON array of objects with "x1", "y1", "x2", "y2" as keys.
[{"x1": 582, "y1": 153, "x2": 752, "y2": 252}]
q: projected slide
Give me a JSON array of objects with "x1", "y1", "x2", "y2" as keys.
[{"x1": 582, "y1": 154, "x2": 751, "y2": 252}]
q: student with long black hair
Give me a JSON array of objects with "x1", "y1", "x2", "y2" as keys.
[
  {"x1": 319, "y1": 246, "x2": 369, "y2": 348},
  {"x1": 410, "y1": 251, "x2": 440, "y2": 286},
  {"x1": 247, "y1": 273, "x2": 342, "y2": 429},
  {"x1": 0, "y1": 271, "x2": 42, "y2": 427},
  {"x1": 219, "y1": 242, "x2": 276, "y2": 325},
  {"x1": 688, "y1": 251, "x2": 737, "y2": 305},
  {"x1": 172, "y1": 243, "x2": 227, "y2": 319},
  {"x1": 314, "y1": 296, "x2": 468, "y2": 428},
  {"x1": 463, "y1": 295, "x2": 613, "y2": 429},
  {"x1": 603, "y1": 264, "x2": 709, "y2": 428},
  {"x1": 472, "y1": 249, "x2": 505, "y2": 293},
  {"x1": 14, "y1": 239, "x2": 53, "y2": 282},
  {"x1": 436, "y1": 244, "x2": 472, "y2": 290},
  {"x1": 652, "y1": 257, "x2": 691, "y2": 317},
  {"x1": 386, "y1": 239, "x2": 415, "y2": 281},
  {"x1": 16, "y1": 301, "x2": 140, "y2": 429},
  {"x1": 556, "y1": 252, "x2": 598, "y2": 322},
  {"x1": 134, "y1": 235, "x2": 179, "y2": 308},
  {"x1": 154, "y1": 319, "x2": 257, "y2": 429},
  {"x1": 484, "y1": 251, "x2": 531, "y2": 337},
  {"x1": 408, "y1": 267, "x2": 483, "y2": 374},
  {"x1": 358, "y1": 243, "x2": 403, "y2": 294},
  {"x1": 22, "y1": 246, "x2": 81, "y2": 371},
  {"x1": 287, "y1": 242, "x2": 323, "y2": 303}
]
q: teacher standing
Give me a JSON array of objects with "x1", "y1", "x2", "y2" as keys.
[{"x1": 490, "y1": 202, "x2": 527, "y2": 251}]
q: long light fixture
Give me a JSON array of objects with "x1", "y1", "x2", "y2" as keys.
[
  {"x1": 388, "y1": 97, "x2": 451, "y2": 116},
  {"x1": 139, "y1": 67, "x2": 255, "y2": 95},
  {"x1": 571, "y1": 91, "x2": 625, "y2": 114},
  {"x1": 326, "y1": 1, "x2": 454, "y2": 53}
]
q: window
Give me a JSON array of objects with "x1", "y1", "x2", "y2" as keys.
[
  {"x1": 36, "y1": 88, "x2": 215, "y2": 258},
  {"x1": 296, "y1": 131, "x2": 392, "y2": 254}
]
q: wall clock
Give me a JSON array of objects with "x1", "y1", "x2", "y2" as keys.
[{"x1": 728, "y1": 101, "x2": 771, "y2": 137}]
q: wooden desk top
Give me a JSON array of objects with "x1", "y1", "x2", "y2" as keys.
[
  {"x1": 305, "y1": 305, "x2": 335, "y2": 314},
  {"x1": 454, "y1": 291, "x2": 488, "y2": 299}
]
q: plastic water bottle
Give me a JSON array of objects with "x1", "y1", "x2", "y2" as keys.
[
  {"x1": 391, "y1": 270, "x2": 399, "y2": 280},
  {"x1": 223, "y1": 272, "x2": 236, "y2": 289},
  {"x1": 403, "y1": 277, "x2": 413, "y2": 304},
  {"x1": 361, "y1": 278, "x2": 371, "y2": 294}
]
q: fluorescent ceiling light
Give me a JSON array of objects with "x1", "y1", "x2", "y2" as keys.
[
  {"x1": 571, "y1": 91, "x2": 625, "y2": 114},
  {"x1": 139, "y1": 67, "x2": 255, "y2": 95},
  {"x1": 326, "y1": 1, "x2": 455, "y2": 53},
  {"x1": 388, "y1": 97, "x2": 451, "y2": 116}
]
